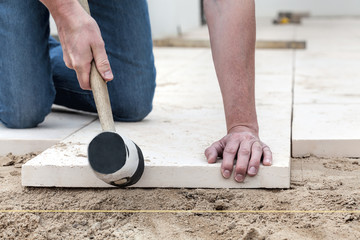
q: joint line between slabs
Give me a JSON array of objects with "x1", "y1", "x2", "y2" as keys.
[{"x1": 1, "y1": 210, "x2": 360, "y2": 214}]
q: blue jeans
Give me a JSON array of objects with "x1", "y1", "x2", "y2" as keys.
[{"x1": 0, "y1": 0, "x2": 156, "y2": 128}]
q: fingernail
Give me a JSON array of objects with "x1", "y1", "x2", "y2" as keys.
[
  {"x1": 223, "y1": 170, "x2": 231, "y2": 178},
  {"x1": 104, "y1": 70, "x2": 113, "y2": 79},
  {"x1": 235, "y1": 174, "x2": 244, "y2": 182},
  {"x1": 248, "y1": 167, "x2": 257, "y2": 175}
]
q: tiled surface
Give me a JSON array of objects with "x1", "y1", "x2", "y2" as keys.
[
  {"x1": 22, "y1": 48, "x2": 292, "y2": 188},
  {"x1": 292, "y1": 104, "x2": 360, "y2": 157},
  {"x1": 0, "y1": 107, "x2": 96, "y2": 155},
  {"x1": 256, "y1": 18, "x2": 296, "y2": 41},
  {"x1": 14, "y1": 17, "x2": 360, "y2": 187},
  {"x1": 292, "y1": 18, "x2": 360, "y2": 157}
]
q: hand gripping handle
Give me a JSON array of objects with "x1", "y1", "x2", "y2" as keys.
[{"x1": 78, "y1": 0, "x2": 116, "y2": 132}]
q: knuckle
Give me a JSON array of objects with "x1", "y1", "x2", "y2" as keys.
[
  {"x1": 93, "y1": 39, "x2": 105, "y2": 48},
  {"x1": 212, "y1": 140, "x2": 221, "y2": 147},
  {"x1": 64, "y1": 61, "x2": 72, "y2": 69},
  {"x1": 85, "y1": 19, "x2": 96, "y2": 29},
  {"x1": 72, "y1": 62, "x2": 81, "y2": 70},
  {"x1": 263, "y1": 146, "x2": 272, "y2": 153},
  {"x1": 235, "y1": 166, "x2": 247, "y2": 173},
  {"x1": 253, "y1": 144, "x2": 262, "y2": 152},
  {"x1": 239, "y1": 149, "x2": 250, "y2": 156},
  {"x1": 96, "y1": 58, "x2": 110, "y2": 68},
  {"x1": 63, "y1": 56, "x2": 72, "y2": 68},
  {"x1": 230, "y1": 132, "x2": 242, "y2": 140},
  {"x1": 224, "y1": 146, "x2": 238, "y2": 155},
  {"x1": 244, "y1": 135, "x2": 254, "y2": 141},
  {"x1": 218, "y1": 139, "x2": 226, "y2": 149},
  {"x1": 222, "y1": 162, "x2": 234, "y2": 170},
  {"x1": 204, "y1": 148, "x2": 211, "y2": 156},
  {"x1": 79, "y1": 82, "x2": 87, "y2": 90},
  {"x1": 263, "y1": 145, "x2": 270, "y2": 150},
  {"x1": 73, "y1": 62, "x2": 89, "y2": 72}
]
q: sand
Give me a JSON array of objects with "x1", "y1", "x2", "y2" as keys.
[{"x1": 0, "y1": 153, "x2": 359, "y2": 239}]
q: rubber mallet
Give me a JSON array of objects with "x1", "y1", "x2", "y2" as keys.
[{"x1": 78, "y1": 0, "x2": 145, "y2": 187}]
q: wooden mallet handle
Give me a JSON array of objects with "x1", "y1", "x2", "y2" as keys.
[{"x1": 78, "y1": 0, "x2": 116, "y2": 132}]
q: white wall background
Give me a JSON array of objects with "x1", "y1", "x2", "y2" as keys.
[
  {"x1": 50, "y1": 0, "x2": 202, "y2": 39},
  {"x1": 147, "y1": 0, "x2": 201, "y2": 39},
  {"x1": 50, "y1": 0, "x2": 360, "y2": 38},
  {"x1": 256, "y1": 0, "x2": 360, "y2": 17}
]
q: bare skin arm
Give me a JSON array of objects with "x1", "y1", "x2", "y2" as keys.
[
  {"x1": 203, "y1": 0, "x2": 273, "y2": 182},
  {"x1": 40, "y1": 0, "x2": 113, "y2": 90}
]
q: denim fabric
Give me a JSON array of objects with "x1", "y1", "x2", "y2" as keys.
[{"x1": 0, "y1": 0, "x2": 156, "y2": 128}]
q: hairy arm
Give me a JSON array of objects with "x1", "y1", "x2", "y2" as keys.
[
  {"x1": 204, "y1": 0, "x2": 272, "y2": 182},
  {"x1": 40, "y1": 0, "x2": 113, "y2": 90}
]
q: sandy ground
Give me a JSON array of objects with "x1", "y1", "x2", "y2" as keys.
[{"x1": 0, "y1": 153, "x2": 360, "y2": 240}]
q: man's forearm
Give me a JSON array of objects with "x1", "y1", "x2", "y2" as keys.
[{"x1": 204, "y1": 0, "x2": 258, "y2": 133}]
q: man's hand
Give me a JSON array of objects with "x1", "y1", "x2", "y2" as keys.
[
  {"x1": 205, "y1": 126, "x2": 272, "y2": 182},
  {"x1": 41, "y1": 0, "x2": 113, "y2": 90}
]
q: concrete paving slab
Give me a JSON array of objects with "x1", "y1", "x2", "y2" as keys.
[
  {"x1": 295, "y1": 51, "x2": 360, "y2": 83},
  {"x1": 0, "y1": 107, "x2": 96, "y2": 155},
  {"x1": 153, "y1": 47, "x2": 208, "y2": 80},
  {"x1": 256, "y1": 17, "x2": 296, "y2": 41},
  {"x1": 292, "y1": 104, "x2": 360, "y2": 157},
  {"x1": 155, "y1": 50, "x2": 293, "y2": 108},
  {"x1": 295, "y1": 18, "x2": 360, "y2": 52},
  {"x1": 294, "y1": 75, "x2": 360, "y2": 105},
  {"x1": 255, "y1": 50, "x2": 294, "y2": 76},
  {"x1": 292, "y1": 18, "x2": 360, "y2": 157},
  {"x1": 22, "y1": 105, "x2": 290, "y2": 188},
  {"x1": 22, "y1": 48, "x2": 292, "y2": 188}
]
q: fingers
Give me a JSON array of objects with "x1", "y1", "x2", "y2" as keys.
[
  {"x1": 206, "y1": 130, "x2": 272, "y2": 183},
  {"x1": 262, "y1": 145, "x2": 273, "y2": 166},
  {"x1": 204, "y1": 141, "x2": 224, "y2": 164},
  {"x1": 247, "y1": 141, "x2": 263, "y2": 177},
  {"x1": 58, "y1": 16, "x2": 112, "y2": 90},
  {"x1": 63, "y1": 40, "x2": 112, "y2": 90},
  {"x1": 63, "y1": 51, "x2": 73, "y2": 69},
  {"x1": 91, "y1": 40, "x2": 113, "y2": 82},
  {"x1": 221, "y1": 139, "x2": 239, "y2": 179},
  {"x1": 234, "y1": 140, "x2": 252, "y2": 182},
  {"x1": 74, "y1": 63, "x2": 92, "y2": 90}
]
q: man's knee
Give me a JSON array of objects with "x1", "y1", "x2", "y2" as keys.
[
  {"x1": 111, "y1": 85, "x2": 155, "y2": 122},
  {"x1": 113, "y1": 102, "x2": 153, "y2": 122},
  {"x1": 111, "y1": 70, "x2": 156, "y2": 122},
  {"x1": 0, "y1": 101, "x2": 52, "y2": 129}
]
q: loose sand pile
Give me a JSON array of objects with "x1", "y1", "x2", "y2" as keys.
[{"x1": 0, "y1": 153, "x2": 359, "y2": 239}]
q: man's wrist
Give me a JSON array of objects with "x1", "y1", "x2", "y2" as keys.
[
  {"x1": 227, "y1": 123, "x2": 259, "y2": 135},
  {"x1": 41, "y1": 0, "x2": 81, "y2": 24}
]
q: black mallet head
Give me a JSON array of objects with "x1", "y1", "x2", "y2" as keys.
[{"x1": 88, "y1": 132, "x2": 144, "y2": 187}]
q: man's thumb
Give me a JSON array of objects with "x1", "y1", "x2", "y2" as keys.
[{"x1": 92, "y1": 41, "x2": 113, "y2": 81}]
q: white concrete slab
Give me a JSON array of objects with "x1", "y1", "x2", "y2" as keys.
[
  {"x1": 292, "y1": 104, "x2": 360, "y2": 157},
  {"x1": 0, "y1": 107, "x2": 96, "y2": 155},
  {"x1": 255, "y1": 50, "x2": 294, "y2": 76},
  {"x1": 295, "y1": 18, "x2": 360, "y2": 52},
  {"x1": 256, "y1": 17, "x2": 295, "y2": 41},
  {"x1": 292, "y1": 18, "x2": 360, "y2": 157},
  {"x1": 153, "y1": 47, "x2": 208, "y2": 80},
  {"x1": 22, "y1": 48, "x2": 292, "y2": 188},
  {"x1": 22, "y1": 105, "x2": 290, "y2": 188}
]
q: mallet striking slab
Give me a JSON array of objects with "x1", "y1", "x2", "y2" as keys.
[{"x1": 79, "y1": 0, "x2": 144, "y2": 187}]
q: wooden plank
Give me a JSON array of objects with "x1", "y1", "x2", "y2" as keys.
[{"x1": 153, "y1": 38, "x2": 306, "y2": 49}]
